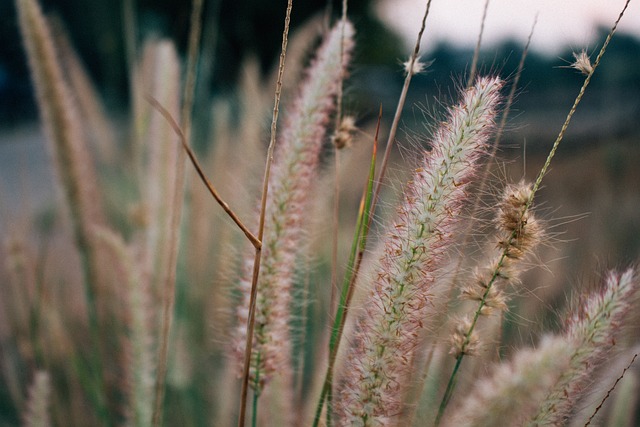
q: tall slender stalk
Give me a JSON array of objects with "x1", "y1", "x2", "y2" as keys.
[
  {"x1": 336, "y1": 77, "x2": 503, "y2": 426},
  {"x1": 435, "y1": 3, "x2": 630, "y2": 422},
  {"x1": 467, "y1": 0, "x2": 490, "y2": 88},
  {"x1": 330, "y1": 0, "x2": 350, "y2": 338},
  {"x1": 313, "y1": 111, "x2": 380, "y2": 427},
  {"x1": 238, "y1": 3, "x2": 292, "y2": 426},
  {"x1": 373, "y1": 0, "x2": 432, "y2": 205},
  {"x1": 16, "y1": 0, "x2": 110, "y2": 422}
]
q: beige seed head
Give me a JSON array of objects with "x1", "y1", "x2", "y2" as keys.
[
  {"x1": 570, "y1": 49, "x2": 594, "y2": 76},
  {"x1": 450, "y1": 315, "x2": 480, "y2": 357},
  {"x1": 403, "y1": 56, "x2": 433, "y2": 76},
  {"x1": 332, "y1": 115, "x2": 357, "y2": 149}
]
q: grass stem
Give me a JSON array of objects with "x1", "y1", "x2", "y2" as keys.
[
  {"x1": 238, "y1": 2, "x2": 292, "y2": 426},
  {"x1": 434, "y1": 3, "x2": 629, "y2": 421}
]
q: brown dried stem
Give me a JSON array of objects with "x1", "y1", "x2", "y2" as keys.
[
  {"x1": 467, "y1": 0, "x2": 490, "y2": 88},
  {"x1": 145, "y1": 96, "x2": 261, "y2": 250},
  {"x1": 237, "y1": 2, "x2": 292, "y2": 426},
  {"x1": 373, "y1": 0, "x2": 432, "y2": 204}
]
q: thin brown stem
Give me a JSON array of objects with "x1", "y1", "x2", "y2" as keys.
[
  {"x1": 467, "y1": 0, "x2": 490, "y2": 88},
  {"x1": 373, "y1": 0, "x2": 432, "y2": 205},
  {"x1": 330, "y1": 4, "x2": 349, "y2": 325},
  {"x1": 151, "y1": 1, "x2": 203, "y2": 424},
  {"x1": 181, "y1": 0, "x2": 203, "y2": 131},
  {"x1": 530, "y1": 0, "x2": 629, "y2": 200},
  {"x1": 584, "y1": 353, "x2": 638, "y2": 426},
  {"x1": 145, "y1": 96, "x2": 261, "y2": 250},
  {"x1": 331, "y1": 150, "x2": 340, "y2": 321},
  {"x1": 489, "y1": 14, "x2": 536, "y2": 163},
  {"x1": 238, "y1": 2, "x2": 292, "y2": 426}
]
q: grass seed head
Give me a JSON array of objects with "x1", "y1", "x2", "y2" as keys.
[
  {"x1": 332, "y1": 115, "x2": 358, "y2": 149},
  {"x1": 570, "y1": 49, "x2": 594, "y2": 76},
  {"x1": 450, "y1": 315, "x2": 480, "y2": 357}
]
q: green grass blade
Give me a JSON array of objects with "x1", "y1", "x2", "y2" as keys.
[{"x1": 313, "y1": 108, "x2": 380, "y2": 427}]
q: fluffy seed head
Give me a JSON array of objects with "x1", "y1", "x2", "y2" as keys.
[
  {"x1": 496, "y1": 181, "x2": 542, "y2": 262},
  {"x1": 450, "y1": 315, "x2": 480, "y2": 357},
  {"x1": 332, "y1": 115, "x2": 357, "y2": 149},
  {"x1": 233, "y1": 20, "x2": 355, "y2": 391},
  {"x1": 570, "y1": 49, "x2": 594, "y2": 75},
  {"x1": 449, "y1": 335, "x2": 573, "y2": 427},
  {"x1": 335, "y1": 76, "x2": 503, "y2": 425},
  {"x1": 531, "y1": 268, "x2": 639, "y2": 425},
  {"x1": 403, "y1": 56, "x2": 433, "y2": 76},
  {"x1": 461, "y1": 275, "x2": 508, "y2": 315}
]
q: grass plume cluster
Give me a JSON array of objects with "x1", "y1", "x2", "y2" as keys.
[{"x1": 2, "y1": 0, "x2": 639, "y2": 426}]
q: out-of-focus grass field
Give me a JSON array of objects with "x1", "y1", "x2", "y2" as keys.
[{"x1": 1, "y1": 2, "x2": 639, "y2": 424}]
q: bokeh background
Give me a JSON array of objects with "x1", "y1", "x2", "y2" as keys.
[
  {"x1": 2, "y1": 2, "x2": 639, "y2": 287},
  {"x1": 1, "y1": 0, "x2": 640, "y2": 424}
]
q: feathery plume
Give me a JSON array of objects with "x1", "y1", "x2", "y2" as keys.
[
  {"x1": 447, "y1": 335, "x2": 572, "y2": 427},
  {"x1": 16, "y1": 0, "x2": 112, "y2": 420},
  {"x1": 335, "y1": 76, "x2": 503, "y2": 426},
  {"x1": 453, "y1": 181, "x2": 542, "y2": 355},
  {"x1": 136, "y1": 40, "x2": 183, "y2": 296},
  {"x1": 16, "y1": 0, "x2": 107, "y2": 291},
  {"x1": 233, "y1": 19, "x2": 355, "y2": 396},
  {"x1": 94, "y1": 227, "x2": 156, "y2": 427},
  {"x1": 51, "y1": 19, "x2": 118, "y2": 165},
  {"x1": 446, "y1": 269, "x2": 638, "y2": 427},
  {"x1": 530, "y1": 268, "x2": 639, "y2": 425},
  {"x1": 403, "y1": 56, "x2": 433, "y2": 76},
  {"x1": 569, "y1": 49, "x2": 594, "y2": 76}
]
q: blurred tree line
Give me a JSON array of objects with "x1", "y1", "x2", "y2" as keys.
[
  {"x1": 1, "y1": 0, "x2": 639, "y2": 139},
  {"x1": 0, "y1": 0, "x2": 401, "y2": 125}
]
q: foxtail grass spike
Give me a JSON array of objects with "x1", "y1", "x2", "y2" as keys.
[
  {"x1": 530, "y1": 269, "x2": 639, "y2": 425},
  {"x1": 94, "y1": 227, "x2": 156, "y2": 427},
  {"x1": 16, "y1": 0, "x2": 111, "y2": 422},
  {"x1": 233, "y1": 18, "x2": 355, "y2": 424},
  {"x1": 335, "y1": 76, "x2": 503, "y2": 426}
]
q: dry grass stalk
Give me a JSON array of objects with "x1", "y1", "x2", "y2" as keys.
[
  {"x1": 238, "y1": 2, "x2": 293, "y2": 425},
  {"x1": 604, "y1": 356, "x2": 638, "y2": 427},
  {"x1": 584, "y1": 352, "x2": 638, "y2": 426},
  {"x1": 16, "y1": 0, "x2": 114, "y2": 421},
  {"x1": 94, "y1": 227, "x2": 155, "y2": 427},
  {"x1": 16, "y1": 0, "x2": 107, "y2": 313},
  {"x1": 137, "y1": 40, "x2": 182, "y2": 297},
  {"x1": 335, "y1": 77, "x2": 503, "y2": 426},
  {"x1": 467, "y1": 0, "x2": 490, "y2": 88},
  {"x1": 374, "y1": 0, "x2": 432, "y2": 205},
  {"x1": 7, "y1": 0, "x2": 640, "y2": 426},
  {"x1": 234, "y1": 18, "x2": 355, "y2": 425},
  {"x1": 530, "y1": 269, "x2": 639, "y2": 425},
  {"x1": 51, "y1": 20, "x2": 118, "y2": 165}
]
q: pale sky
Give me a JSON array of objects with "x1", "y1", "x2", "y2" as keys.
[{"x1": 377, "y1": 0, "x2": 640, "y2": 54}]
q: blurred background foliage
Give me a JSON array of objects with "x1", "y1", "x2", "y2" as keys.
[
  {"x1": 0, "y1": 1, "x2": 639, "y2": 424},
  {"x1": 1, "y1": 0, "x2": 639, "y2": 141},
  {"x1": 1, "y1": 0, "x2": 639, "y2": 268},
  {"x1": 0, "y1": 0, "x2": 403, "y2": 124}
]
